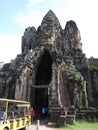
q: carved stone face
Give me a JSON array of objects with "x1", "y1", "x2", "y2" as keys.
[{"x1": 67, "y1": 24, "x2": 74, "y2": 34}]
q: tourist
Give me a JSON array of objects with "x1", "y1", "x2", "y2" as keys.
[
  {"x1": 41, "y1": 107, "x2": 45, "y2": 118},
  {"x1": 48, "y1": 107, "x2": 51, "y2": 119},
  {"x1": 27, "y1": 107, "x2": 34, "y2": 123}
]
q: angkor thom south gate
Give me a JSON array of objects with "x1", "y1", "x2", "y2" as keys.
[{"x1": 0, "y1": 10, "x2": 98, "y2": 124}]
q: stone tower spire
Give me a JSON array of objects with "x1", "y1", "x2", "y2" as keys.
[
  {"x1": 36, "y1": 10, "x2": 62, "y2": 46},
  {"x1": 22, "y1": 27, "x2": 36, "y2": 53},
  {"x1": 64, "y1": 20, "x2": 82, "y2": 50}
]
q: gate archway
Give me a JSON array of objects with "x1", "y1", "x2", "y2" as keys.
[{"x1": 32, "y1": 50, "x2": 52, "y2": 110}]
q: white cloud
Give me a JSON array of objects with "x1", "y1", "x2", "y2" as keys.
[
  {"x1": 71, "y1": 0, "x2": 98, "y2": 58},
  {"x1": 15, "y1": 0, "x2": 98, "y2": 58},
  {"x1": 56, "y1": 0, "x2": 98, "y2": 58},
  {"x1": 27, "y1": 0, "x2": 43, "y2": 7},
  {"x1": 15, "y1": 10, "x2": 44, "y2": 29},
  {"x1": 2, "y1": 0, "x2": 98, "y2": 62},
  {"x1": 0, "y1": 34, "x2": 21, "y2": 63}
]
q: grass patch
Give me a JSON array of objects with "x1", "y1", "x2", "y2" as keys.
[{"x1": 60, "y1": 121, "x2": 98, "y2": 130}]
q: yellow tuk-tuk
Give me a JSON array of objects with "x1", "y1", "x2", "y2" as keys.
[{"x1": 0, "y1": 98, "x2": 31, "y2": 130}]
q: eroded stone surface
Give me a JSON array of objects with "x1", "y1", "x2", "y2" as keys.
[{"x1": 0, "y1": 11, "x2": 98, "y2": 123}]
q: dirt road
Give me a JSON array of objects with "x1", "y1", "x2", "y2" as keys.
[{"x1": 28, "y1": 119, "x2": 59, "y2": 130}]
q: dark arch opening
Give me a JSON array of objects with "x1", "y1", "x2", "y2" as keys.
[{"x1": 34, "y1": 51, "x2": 52, "y2": 110}]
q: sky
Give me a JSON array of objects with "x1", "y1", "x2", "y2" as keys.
[{"x1": 0, "y1": 0, "x2": 98, "y2": 63}]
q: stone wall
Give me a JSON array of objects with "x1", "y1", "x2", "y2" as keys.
[{"x1": 0, "y1": 10, "x2": 98, "y2": 111}]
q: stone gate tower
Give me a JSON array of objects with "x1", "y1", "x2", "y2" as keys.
[{"x1": 0, "y1": 10, "x2": 98, "y2": 124}]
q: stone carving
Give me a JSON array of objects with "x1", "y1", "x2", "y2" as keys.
[
  {"x1": 0, "y1": 62, "x2": 4, "y2": 70},
  {"x1": 36, "y1": 10, "x2": 62, "y2": 47},
  {"x1": 0, "y1": 10, "x2": 98, "y2": 124},
  {"x1": 64, "y1": 20, "x2": 82, "y2": 57},
  {"x1": 22, "y1": 27, "x2": 36, "y2": 53},
  {"x1": 64, "y1": 20, "x2": 82, "y2": 50},
  {"x1": 58, "y1": 59, "x2": 86, "y2": 109}
]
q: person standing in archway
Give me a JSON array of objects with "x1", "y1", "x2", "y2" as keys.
[{"x1": 27, "y1": 107, "x2": 34, "y2": 123}]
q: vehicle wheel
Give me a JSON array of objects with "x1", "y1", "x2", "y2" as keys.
[
  {"x1": 22, "y1": 122, "x2": 29, "y2": 130},
  {"x1": 25, "y1": 122, "x2": 29, "y2": 130},
  {"x1": 3, "y1": 127, "x2": 9, "y2": 130}
]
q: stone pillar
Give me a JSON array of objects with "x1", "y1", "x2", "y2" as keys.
[
  {"x1": 27, "y1": 77, "x2": 33, "y2": 102},
  {"x1": 87, "y1": 68, "x2": 93, "y2": 105},
  {"x1": 84, "y1": 81, "x2": 88, "y2": 108},
  {"x1": 94, "y1": 72, "x2": 98, "y2": 92},
  {"x1": 51, "y1": 62, "x2": 58, "y2": 104},
  {"x1": 79, "y1": 91, "x2": 82, "y2": 108},
  {"x1": 58, "y1": 68, "x2": 62, "y2": 107},
  {"x1": 20, "y1": 75, "x2": 27, "y2": 100},
  {"x1": 15, "y1": 79, "x2": 21, "y2": 100},
  {"x1": 50, "y1": 62, "x2": 61, "y2": 124}
]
